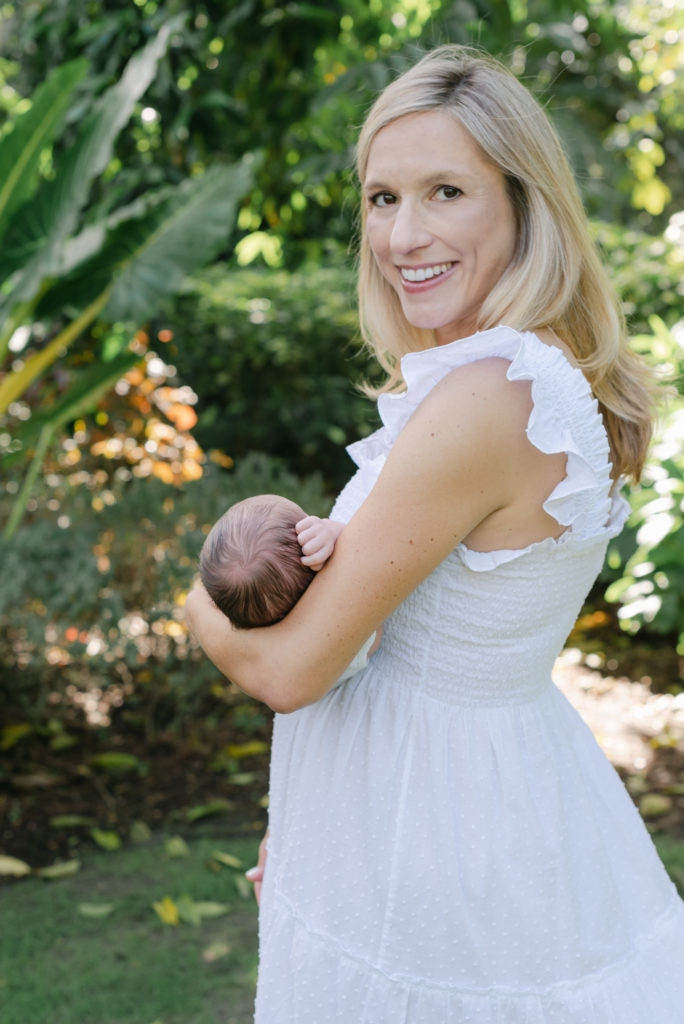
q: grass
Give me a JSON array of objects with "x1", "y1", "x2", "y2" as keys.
[
  {"x1": 0, "y1": 833, "x2": 261, "y2": 1024},
  {"x1": 1, "y1": 832, "x2": 682, "y2": 1024}
]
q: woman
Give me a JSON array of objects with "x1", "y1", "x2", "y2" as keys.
[{"x1": 186, "y1": 46, "x2": 684, "y2": 1022}]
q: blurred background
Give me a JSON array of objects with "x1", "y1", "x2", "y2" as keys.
[{"x1": 0, "y1": 1, "x2": 683, "y2": 1019}]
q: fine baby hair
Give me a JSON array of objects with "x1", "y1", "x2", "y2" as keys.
[{"x1": 199, "y1": 494, "x2": 313, "y2": 629}]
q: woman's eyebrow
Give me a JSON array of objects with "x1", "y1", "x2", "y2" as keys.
[{"x1": 363, "y1": 169, "x2": 472, "y2": 193}]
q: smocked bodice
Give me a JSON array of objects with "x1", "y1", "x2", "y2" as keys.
[{"x1": 329, "y1": 325, "x2": 629, "y2": 707}]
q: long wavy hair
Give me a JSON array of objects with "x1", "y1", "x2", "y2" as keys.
[{"x1": 356, "y1": 45, "x2": 657, "y2": 481}]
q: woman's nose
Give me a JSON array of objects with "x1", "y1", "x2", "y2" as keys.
[{"x1": 390, "y1": 200, "x2": 432, "y2": 254}]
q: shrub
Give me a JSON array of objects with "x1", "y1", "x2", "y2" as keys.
[
  {"x1": 162, "y1": 261, "x2": 382, "y2": 491},
  {"x1": 602, "y1": 318, "x2": 684, "y2": 657},
  {"x1": 0, "y1": 455, "x2": 331, "y2": 731}
]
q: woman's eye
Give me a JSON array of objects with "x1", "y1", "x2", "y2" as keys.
[
  {"x1": 369, "y1": 192, "x2": 396, "y2": 207},
  {"x1": 435, "y1": 185, "x2": 462, "y2": 200}
]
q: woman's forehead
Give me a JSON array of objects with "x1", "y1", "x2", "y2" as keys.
[{"x1": 364, "y1": 110, "x2": 494, "y2": 184}]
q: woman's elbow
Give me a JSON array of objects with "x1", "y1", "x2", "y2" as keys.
[
  {"x1": 256, "y1": 668, "x2": 324, "y2": 715},
  {"x1": 262, "y1": 682, "x2": 316, "y2": 715},
  {"x1": 265, "y1": 692, "x2": 307, "y2": 715}
]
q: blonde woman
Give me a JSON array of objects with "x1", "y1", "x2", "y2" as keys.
[{"x1": 186, "y1": 46, "x2": 684, "y2": 1022}]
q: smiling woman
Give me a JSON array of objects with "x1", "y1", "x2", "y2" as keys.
[{"x1": 185, "y1": 45, "x2": 684, "y2": 1024}]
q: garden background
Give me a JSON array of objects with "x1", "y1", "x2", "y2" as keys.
[{"x1": 1, "y1": 1, "x2": 683, "y2": 1021}]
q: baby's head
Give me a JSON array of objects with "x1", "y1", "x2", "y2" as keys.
[{"x1": 199, "y1": 494, "x2": 314, "y2": 629}]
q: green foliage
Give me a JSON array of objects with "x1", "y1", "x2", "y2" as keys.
[
  {"x1": 592, "y1": 219, "x2": 684, "y2": 333},
  {"x1": 167, "y1": 262, "x2": 381, "y2": 489},
  {"x1": 603, "y1": 319, "x2": 684, "y2": 653},
  {"x1": 0, "y1": 22, "x2": 255, "y2": 535},
  {"x1": 5, "y1": 0, "x2": 682, "y2": 272},
  {"x1": 0, "y1": 455, "x2": 331, "y2": 728}
]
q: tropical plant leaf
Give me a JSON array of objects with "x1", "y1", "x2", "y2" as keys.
[
  {"x1": 0, "y1": 16, "x2": 183, "y2": 313},
  {"x1": 0, "y1": 60, "x2": 88, "y2": 242},
  {"x1": 52, "y1": 160, "x2": 256, "y2": 322}
]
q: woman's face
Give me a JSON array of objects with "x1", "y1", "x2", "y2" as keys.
[{"x1": 363, "y1": 109, "x2": 518, "y2": 345}]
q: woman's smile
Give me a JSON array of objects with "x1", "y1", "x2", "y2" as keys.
[{"x1": 399, "y1": 261, "x2": 457, "y2": 285}]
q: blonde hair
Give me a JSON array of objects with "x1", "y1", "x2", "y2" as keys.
[{"x1": 356, "y1": 45, "x2": 657, "y2": 481}]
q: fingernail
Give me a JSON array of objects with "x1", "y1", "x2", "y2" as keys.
[{"x1": 245, "y1": 866, "x2": 260, "y2": 880}]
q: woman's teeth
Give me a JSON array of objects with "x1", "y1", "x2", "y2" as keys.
[{"x1": 400, "y1": 263, "x2": 453, "y2": 283}]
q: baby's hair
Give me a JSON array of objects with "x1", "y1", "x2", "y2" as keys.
[{"x1": 200, "y1": 496, "x2": 314, "y2": 629}]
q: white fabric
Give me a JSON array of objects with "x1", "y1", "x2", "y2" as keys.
[
  {"x1": 255, "y1": 326, "x2": 684, "y2": 1023},
  {"x1": 337, "y1": 632, "x2": 377, "y2": 683}
]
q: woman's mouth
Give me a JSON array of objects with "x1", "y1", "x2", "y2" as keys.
[{"x1": 400, "y1": 262, "x2": 455, "y2": 284}]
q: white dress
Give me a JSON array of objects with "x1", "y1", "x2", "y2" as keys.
[{"x1": 255, "y1": 326, "x2": 684, "y2": 1023}]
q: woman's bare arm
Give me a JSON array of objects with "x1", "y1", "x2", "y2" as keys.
[{"x1": 185, "y1": 359, "x2": 555, "y2": 712}]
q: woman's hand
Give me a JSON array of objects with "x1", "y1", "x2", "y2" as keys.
[{"x1": 245, "y1": 830, "x2": 268, "y2": 905}]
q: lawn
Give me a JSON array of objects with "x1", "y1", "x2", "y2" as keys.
[
  {"x1": 0, "y1": 834, "x2": 261, "y2": 1024},
  {"x1": 1, "y1": 831, "x2": 683, "y2": 1024}
]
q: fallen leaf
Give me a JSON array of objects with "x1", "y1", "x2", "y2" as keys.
[
  {"x1": 0, "y1": 855, "x2": 31, "y2": 877},
  {"x1": 234, "y1": 875, "x2": 252, "y2": 901},
  {"x1": 639, "y1": 793, "x2": 673, "y2": 819},
  {"x1": 89, "y1": 752, "x2": 144, "y2": 775},
  {"x1": 130, "y1": 820, "x2": 152, "y2": 844},
  {"x1": 0, "y1": 724, "x2": 33, "y2": 750},
  {"x1": 164, "y1": 836, "x2": 190, "y2": 858},
  {"x1": 229, "y1": 772, "x2": 256, "y2": 785},
  {"x1": 176, "y1": 895, "x2": 201, "y2": 925},
  {"x1": 185, "y1": 799, "x2": 232, "y2": 822},
  {"x1": 50, "y1": 733, "x2": 78, "y2": 751},
  {"x1": 10, "y1": 771, "x2": 66, "y2": 789},
  {"x1": 153, "y1": 896, "x2": 179, "y2": 925},
  {"x1": 226, "y1": 740, "x2": 269, "y2": 759},
  {"x1": 210, "y1": 850, "x2": 243, "y2": 870},
  {"x1": 202, "y1": 941, "x2": 231, "y2": 963},
  {"x1": 193, "y1": 901, "x2": 232, "y2": 918},
  {"x1": 35, "y1": 859, "x2": 81, "y2": 879},
  {"x1": 50, "y1": 815, "x2": 96, "y2": 829},
  {"x1": 90, "y1": 829, "x2": 122, "y2": 851},
  {"x1": 77, "y1": 903, "x2": 115, "y2": 918}
]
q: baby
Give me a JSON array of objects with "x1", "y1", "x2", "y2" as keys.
[{"x1": 200, "y1": 494, "x2": 378, "y2": 677}]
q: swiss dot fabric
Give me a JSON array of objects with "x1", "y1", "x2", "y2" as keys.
[{"x1": 255, "y1": 327, "x2": 684, "y2": 1023}]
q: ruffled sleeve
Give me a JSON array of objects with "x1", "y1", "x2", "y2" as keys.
[{"x1": 336, "y1": 326, "x2": 630, "y2": 565}]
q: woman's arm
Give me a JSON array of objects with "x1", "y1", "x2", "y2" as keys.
[{"x1": 185, "y1": 359, "x2": 547, "y2": 712}]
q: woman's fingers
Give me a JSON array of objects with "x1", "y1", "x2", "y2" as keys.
[{"x1": 246, "y1": 831, "x2": 268, "y2": 905}]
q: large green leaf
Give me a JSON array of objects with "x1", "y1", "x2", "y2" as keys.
[
  {"x1": 0, "y1": 59, "x2": 88, "y2": 243},
  {"x1": 53, "y1": 159, "x2": 256, "y2": 322},
  {"x1": 0, "y1": 16, "x2": 183, "y2": 313}
]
